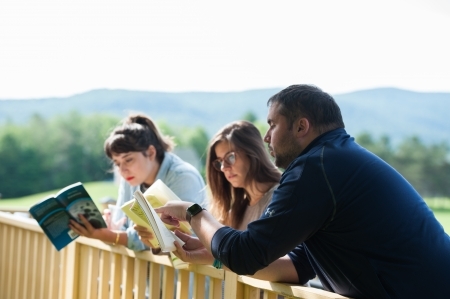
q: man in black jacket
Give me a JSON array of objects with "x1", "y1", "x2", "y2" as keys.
[{"x1": 157, "y1": 84, "x2": 450, "y2": 298}]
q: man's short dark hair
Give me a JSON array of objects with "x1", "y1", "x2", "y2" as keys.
[{"x1": 267, "y1": 84, "x2": 345, "y2": 134}]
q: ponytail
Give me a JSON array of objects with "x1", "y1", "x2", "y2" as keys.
[{"x1": 104, "y1": 113, "x2": 175, "y2": 164}]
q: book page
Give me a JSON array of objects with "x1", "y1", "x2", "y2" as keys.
[
  {"x1": 133, "y1": 190, "x2": 177, "y2": 252},
  {"x1": 143, "y1": 179, "x2": 193, "y2": 235},
  {"x1": 124, "y1": 199, "x2": 160, "y2": 248},
  {"x1": 56, "y1": 182, "x2": 107, "y2": 229}
]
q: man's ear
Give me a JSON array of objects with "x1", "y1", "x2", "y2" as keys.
[{"x1": 295, "y1": 118, "x2": 310, "y2": 136}]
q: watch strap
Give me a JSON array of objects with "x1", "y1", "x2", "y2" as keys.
[{"x1": 186, "y1": 203, "x2": 205, "y2": 224}]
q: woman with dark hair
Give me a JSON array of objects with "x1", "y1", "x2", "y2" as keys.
[
  {"x1": 135, "y1": 120, "x2": 300, "y2": 282},
  {"x1": 70, "y1": 113, "x2": 206, "y2": 252}
]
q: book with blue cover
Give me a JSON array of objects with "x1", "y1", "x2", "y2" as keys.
[{"x1": 29, "y1": 182, "x2": 107, "y2": 251}]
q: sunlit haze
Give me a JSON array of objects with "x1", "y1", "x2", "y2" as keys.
[{"x1": 0, "y1": 0, "x2": 449, "y2": 99}]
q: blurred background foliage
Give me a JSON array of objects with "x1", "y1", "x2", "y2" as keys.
[
  {"x1": 356, "y1": 132, "x2": 450, "y2": 197},
  {"x1": 0, "y1": 111, "x2": 449, "y2": 200}
]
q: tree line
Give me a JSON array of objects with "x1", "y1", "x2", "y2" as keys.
[
  {"x1": 0, "y1": 112, "x2": 449, "y2": 199},
  {"x1": 355, "y1": 132, "x2": 450, "y2": 197}
]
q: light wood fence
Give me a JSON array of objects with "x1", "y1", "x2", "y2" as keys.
[{"x1": 0, "y1": 211, "x2": 349, "y2": 299}]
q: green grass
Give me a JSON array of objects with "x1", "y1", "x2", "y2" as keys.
[
  {"x1": 424, "y1": 197, "x2": 450, "y2": 210},
  {"x1": 424, "y1": 198, "x2": 450, "y2": 233},
  {"x1": 0, "y1": 181, "x2": 119, "y2": 210},
  {"x1": 433, "y1": 212, "x2": 450, "y2": 233}
]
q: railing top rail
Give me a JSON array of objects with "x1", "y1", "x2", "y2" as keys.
[
  {"x1": 0, "y1": 211, "x2": 40, "y2": 232},
  {"x1": 0, "y1": 210, "x2": 350, "y2": 299},
  {"x1": 0, "y1": 206, "x2": 29, "y2": 213}
]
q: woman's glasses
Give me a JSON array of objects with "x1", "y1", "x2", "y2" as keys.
[{"x1": 212, "y1": 151, "x2": 236, "y2": 171}]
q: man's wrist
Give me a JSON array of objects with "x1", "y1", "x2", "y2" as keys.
[{"x1": 186, "y1": 203, "x2": 206, "y2": 224}]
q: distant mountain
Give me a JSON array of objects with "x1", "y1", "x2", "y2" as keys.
[
  {"x1": 334, "y1": 88, "x2": 450, "y2": 145},
  {"x1": 1, "y1": 87, "x2": 449, "y2": 145}
]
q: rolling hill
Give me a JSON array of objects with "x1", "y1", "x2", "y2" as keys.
[{"x1": 1, "y1": 87, "x2": 449, "y2": 145}]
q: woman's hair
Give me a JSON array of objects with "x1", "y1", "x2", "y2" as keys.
[
  {"x1": 206, "y1": 120, "x2": 281, "y2": 228},
  {"x1": 104, "y1": 113, "x2": 175, "y2": 164}
]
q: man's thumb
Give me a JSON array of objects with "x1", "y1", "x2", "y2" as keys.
[{"x1": 174, "y1": 229, "x2": 190, "y2": 241}]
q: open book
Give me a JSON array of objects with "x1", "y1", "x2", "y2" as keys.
[
  {"x1": 121, "y1": 180, "x2": 191, "y2": 268},
  {"x1": 29, "y1": 182, "x2": 107, "y2": 251},
  {"x1": 131, "y1": 189, "x2": 185, "y2": 252}
]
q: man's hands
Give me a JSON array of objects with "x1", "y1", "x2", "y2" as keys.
[
  {"x1": 154, "y1": 201, "x2": 193, "y2": 226},
  {"x1": 156, "y1": 200, "x2": 223, "y2": 256},
  {"x1": 171, "y1": 230, "x2": 214, "y2": 265},
  {"x1": 134, "y1": 223, "x2": 214, "y2": 265}
]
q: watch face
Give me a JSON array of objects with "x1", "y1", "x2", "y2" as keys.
[{"x1": 187, "y1": 203, "x2": 204, "y2": 217}]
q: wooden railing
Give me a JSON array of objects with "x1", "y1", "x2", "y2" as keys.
[
  {"x1": 0, "y1": 211, "x2": 349, "y2": 299},
  {"x1": 0, "y1": 206, "x2": 30, "y2": 216}
]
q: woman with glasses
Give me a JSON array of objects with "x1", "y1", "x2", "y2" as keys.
[
  {"x1": 206, "y1": 120, "x2": 280, "y2": 230},
  {"x1": 135, "y1": 120, "x2": 300, "y2": 283},
  {"x1": 69, "y1": 113, "x2": 206, "y2": 252}
]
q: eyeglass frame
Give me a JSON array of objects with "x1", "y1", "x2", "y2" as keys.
[{"x1": 212, "y1": 151, "x2": 236, "y2": 171}]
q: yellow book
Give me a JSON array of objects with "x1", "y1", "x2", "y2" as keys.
[
  {"x1": 142, "y1": 179, "x2": 193, "y2": 236},
  {"x1": 120, "y1": 180, "x2": 192, "y2": 269},
  {"x1": 121, "y1": 197, "x2": 160, "y2": 248}
]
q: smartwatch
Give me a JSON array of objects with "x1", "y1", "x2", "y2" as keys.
[{"x1": 186, "y1": 203, "x2": 205, "y2": 224}]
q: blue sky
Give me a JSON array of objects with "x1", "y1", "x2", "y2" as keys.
[{"x1": 0, "y1": 0, "x2": 449, "y2": 99}]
